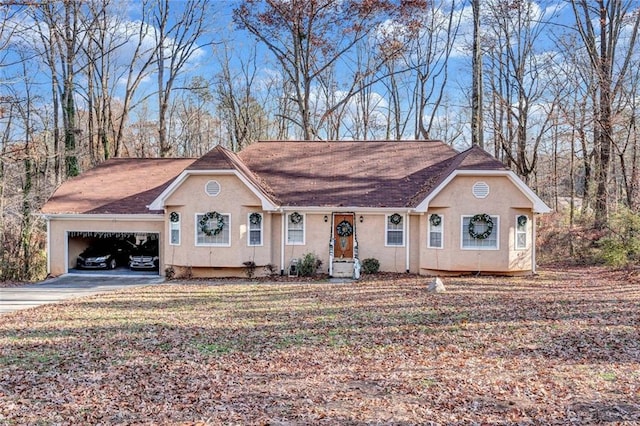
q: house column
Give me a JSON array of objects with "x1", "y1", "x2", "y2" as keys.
[
  {"x1": 45, "y1": 216, "x2": 51, "y2": 275},
  {"x1": 532, "y1": 214, "x2": 537, "y2": 274},
  {"x1": 280, "y1": 212, "x2": 286, "y2": 275},
  {"x1": 405, "y1": 212, "x2": 410, "y2": 273}
]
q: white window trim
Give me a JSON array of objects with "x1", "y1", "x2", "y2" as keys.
[
  {"x1": 248, "y1": 212, "x2": 264, "y2": 247},
  {"x1": 385, "y1": 214, "x2": 405, "y2": 247},
  {"x1": 427, "y1": 214, "x2": 444, "y2": 249},
  {"x1": 460, "y1": 215, "x2": 500, "y2": 250},
  {"x1": 515, "y1": 214, "x2": 528, "y2": 250},
  {"x1": 169, "y1": 213, "x2": 181, "y2": 246},
  {"x1": 286, "y1": 212, "x2": 305, "y2": 245},
  {"x1": 195, "y1": 212, "x2": 231, "y2": 247}
]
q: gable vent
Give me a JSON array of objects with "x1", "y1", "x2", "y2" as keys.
[
  {"x1": 472, "y1": 181, "x2": 490, "y2": 199},
  {"x1": 205, "y1": 180, "x2": 221, "y2": 196}
]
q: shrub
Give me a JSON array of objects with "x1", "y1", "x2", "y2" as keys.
[
  {"x1": 165, "y1": 266, "x2": 176, "y2": 279},
  {"x1": 597, "y1": 207, "x2": 640, "y2": 267},
  {"x1": 361, "y1": 258, "x2": 380, "y2": 274},
  {"x1": 243, "y1": 261, "x2": 257, "y2": 278},
  {"x1": 298, "y1": 252, "x2": 323, "y2": 277}
]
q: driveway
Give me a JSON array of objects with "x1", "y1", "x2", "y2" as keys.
[{"x1": 0, "y1": 274, "x2": 164, "y2": 314}]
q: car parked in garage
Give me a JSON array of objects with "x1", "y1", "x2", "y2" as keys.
[
  {"x1": 76, "y1": 239, "x2": 134, "y2": 270},
  {"x1": 128, "y1": 239, "x2": 159, "y2": 270}
]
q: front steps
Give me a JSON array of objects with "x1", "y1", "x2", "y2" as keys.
[{"x1": 332, "y1": 259, "x2": 355, "y2": 278}]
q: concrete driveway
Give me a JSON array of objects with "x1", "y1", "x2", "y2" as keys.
[{"x1": 0, "y1": 274, "x2": 164, "y2": 314}]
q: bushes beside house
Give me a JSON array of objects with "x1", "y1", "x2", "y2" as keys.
[
  {"x1": 298, "y1": 252, "x2": 323, "y2": 277},
  {"x1": 361, "y1": 258, "x2": 380, "y2": 274},
  {"x1": 538, "y1": 206, "x2": 640, "y2": 268}
]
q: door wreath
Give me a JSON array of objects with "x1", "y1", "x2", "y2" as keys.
[
  {"x1": 199, "y1": 211, "x2": 224, "y2": 236},
  {"x1": 430, "y1": 214, "x2": 442, "y2": 227},
  {"x1": 336, "y1": 220, "x2": 353, "y2": 237},
  {"x1": 468, "y1": 213, "x2": 494, "y2": 240}
]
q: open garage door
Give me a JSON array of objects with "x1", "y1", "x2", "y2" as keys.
[{"x1": 68, "y1": 231, "x2": 159, "y2": 276}]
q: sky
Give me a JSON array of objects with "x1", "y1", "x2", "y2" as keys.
[{"x1": 0, "y1": 0, "x2": 614, "y2": 144}]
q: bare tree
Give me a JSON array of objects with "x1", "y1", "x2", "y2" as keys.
[
  {"x1": 570, "y1": 0, "x2": 640, "y2": 225},
  {"x1": 29, "y1": 0, "x2": 104, "y2": 178},
  {"x1": 172, "y1": 76, "x2": 221, "y2": 157},
  {"x1": 234, "y1": 0, "x2": 425, "y2": 140},
  {"x1": 151, "y1": 0, "x2": 211, "y2": 157},
  {"x1": 471, "y1": 0, "x2": 483, "y2": 147},
  {"x1": 214, "y1": 43, "x2": 268, "y2": 151},
  {"x1": 407, "y1": 0, "x2": 461, "y2": 140},
  {"x1": 483, "y1": 0, "x2": 562, "y2": 185},
  {"x1": 379, "y1": 48, "x2": 415, "y2": 140}
]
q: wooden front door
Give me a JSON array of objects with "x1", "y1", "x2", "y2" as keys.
[{"x1": 334, "y1": 214, "x2": 354, "y2": 258}]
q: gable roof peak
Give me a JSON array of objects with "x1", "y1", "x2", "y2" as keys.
[
  {"x1": 186, "y1": 144, "x2": 237, "y2": 170},
  {"x1": 453, "y1": 144, "x2": 508, "y2": 171}
]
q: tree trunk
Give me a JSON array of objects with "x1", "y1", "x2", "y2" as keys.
[{"x1": 471, "y1": 0, "x2": 483, "y2": 148}]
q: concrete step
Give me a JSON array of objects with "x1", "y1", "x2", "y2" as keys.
[{"x1": 332, "y1": 259, "x2": 354, "y2": 278}]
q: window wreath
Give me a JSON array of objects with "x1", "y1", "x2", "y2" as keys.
[
  {"x1": 249, "y1": 212, "x2": 262, "y2": 225},
  {"x1": 336, "y1": 220, "x2": 353, "y2": 237},
  {"x1": 517, "y1": 215, "x2": 528, "y2": 227},
  {"x1": 430, "y1": 214, "x2": 442, "y2": 227},
  {"x1": 389, "y1": 213, "x2": 403, "y2": 225},
  {"x1": 199, "y1": 211, "x2": 224, "y2": 236},
  {"x1": 169, "y1": 212, "x2": 180, "y2": 223},
  {"x1": 468, "y1": 213, "x2": 494, "y2": 240},
  {"x1": 290, "y1": 212, "x2": 303, "y2": 224}
]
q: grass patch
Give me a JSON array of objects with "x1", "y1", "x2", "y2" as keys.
[
  {"x1": 1, "y1": 266, "x2": 639, "y2": 424},
  {"x1": 194, "y1": 342, "x2": 234, "y2": 356}
]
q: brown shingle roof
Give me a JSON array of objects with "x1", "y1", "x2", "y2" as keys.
[
  {"x1": 455, "y1": 145, "x2": 509, "y2": 170},
  {"x1": 41, "y1": 142, "x2": 511, "y2": 215},
  {"x1": 186, "y1": 145, "x2": 236, "y2": 170},
  {"x1": 237, "y1": 140, "x2": 474, "y2": 208},
  {"x1": 41, "y1": 158, "x2": 195, "y2": 214}
]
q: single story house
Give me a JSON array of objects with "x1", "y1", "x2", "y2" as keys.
[{"x1": 40, "y1": 140, "x2": 551, "y2": 278}]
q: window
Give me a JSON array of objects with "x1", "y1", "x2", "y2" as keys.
[
  {"x1": 515, "y1": 215, "x2": 528, "y2": 250},
  {"x1": 428, "y1": 214, "x2": 443, "y2": 249},
  {"x1": 169, "y1": 212, "x2": 180, "y2": 245},
  {"x1": 287, "y1": 212, "x2": 305, "y2": 245},
  {"x1": 386, "y1": 213, "x2": 404, "y2": 246},
  {"x1": 196, "y1": 212, "x2": 230, "y2": 246},
  {"x1": 462, "y1": 215, "x2": 499, "y2": 249},
  {"x1": 248, "y1": 212, "x2": 263, "y2": 246}
]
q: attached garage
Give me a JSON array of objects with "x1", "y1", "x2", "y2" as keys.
[
  {"x1": 40, "y1": 158, "x2": 195, "y2": 277},
  {"x1": 45, "y1": 215, "x2": 165, "y2": 276}
]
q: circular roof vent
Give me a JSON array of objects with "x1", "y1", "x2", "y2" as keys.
[
  {"x1": 205, "y1": 180, "x2": 221, "y2": 197},
  {"x1": 472, "y1": 181, "x2": 490, "y2": 199}
]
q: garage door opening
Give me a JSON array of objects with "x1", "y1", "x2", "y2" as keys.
[{"x1": 68, "y1": 232, "x2": 159, "y2": 276}]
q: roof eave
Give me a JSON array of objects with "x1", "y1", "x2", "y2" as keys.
[{"x1": 41, "y1": 213, "x2": 165, "y2": 221}]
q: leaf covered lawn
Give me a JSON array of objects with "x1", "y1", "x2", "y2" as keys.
[{"x1": 1, "y1": 267, "x2": 639, "y2": 425}]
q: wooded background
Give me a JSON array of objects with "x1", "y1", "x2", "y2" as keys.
[{"x1": 1, "y1": 0, "x2": 639, "y2": 281}]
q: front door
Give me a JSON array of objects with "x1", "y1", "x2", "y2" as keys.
[{"x1": 334, "y1": 214, "x2": 354, "y2": 258}]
